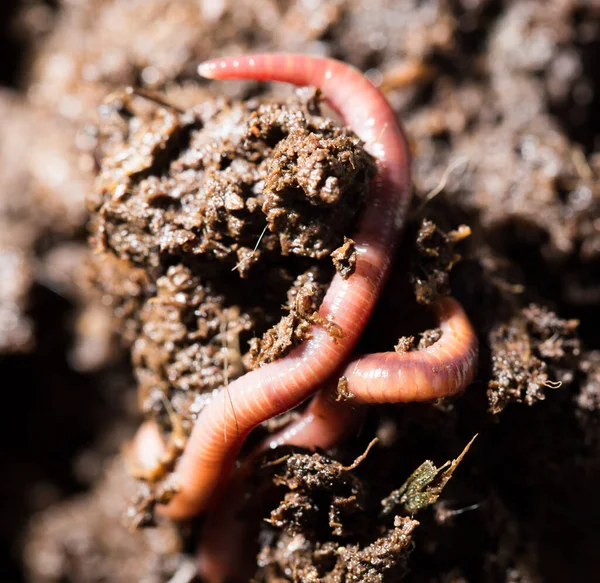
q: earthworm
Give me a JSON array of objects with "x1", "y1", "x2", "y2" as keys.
[
  {"x1": 264, "y1": 296, "x2": 478, "y2": 452},
  {"x1": 197, "y1": 296, "x2": 478, "y2": 582},
  {"x1": 157, "y1": 54, "x2": 412, "y2": 520}
]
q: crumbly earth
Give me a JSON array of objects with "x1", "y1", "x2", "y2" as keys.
[
  {"x1": 0, "y1": 0, "x2": 599, "y2": 582},
  {"x1": 487, "y1": 304, "x2": 580, "y2": 413},
  {"x1": 87, "y1": 89, "x2": 373, "y2": 436}
]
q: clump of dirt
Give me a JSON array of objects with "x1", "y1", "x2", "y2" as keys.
[
  {"x1": 256, "y1": 451, "x2": 418, "y2": 582},
  {"x1": 251, "y1": 437, "x2": 474, "y2": 582},
  {"x1": 259, "y1": 516, "x2": 418, "y2": 583},
  {"x1": 87, "y1": 88, "x2": 374, "y2": 444},
  {"x1": 331, "y1": 237, "x2": 357, "y2": 280},
  {"x1": 132, "y1": 264, "x2": 251, "y2": 424},
  {"x1": 409, "y1": 219, "x2": 472, "y2": 306},
  {"x1": 247, "y1": 271, "x2": 329, "y2": 367},
  {"x1": 90, "y1": 91, "x2": 372, "y2": 273},
  {"x1": 488, "y1": 304, "x2": 581, "y2": 413}
]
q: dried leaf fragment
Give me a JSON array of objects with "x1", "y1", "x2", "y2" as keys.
[{"x1": 381, "y1": 435, "x2": 477, "y2": 516}]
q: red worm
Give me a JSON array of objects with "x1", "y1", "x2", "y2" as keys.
[
  {"x1": 156, "y1": 54, "x2": 412, "y2": 520},
  {"x1": 197, "y1": 296, "x2": 478, "y2": 582},
  {"x1": 264, "y1": 296, "x2": 478, "y2": 453}
]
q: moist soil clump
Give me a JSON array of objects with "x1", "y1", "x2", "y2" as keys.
[
  {"x1": 24, "y1": 459, "x2": 184, "y2": 583},
  {"x1": 1, "y1": 1, "x2": 599, "y2": 583},
  {"x1": 259, "y1": 450, "x2": 420, "y2": 582},
  {"x1": 87, "y1": 88, "x2": 374, "y2": 450}
]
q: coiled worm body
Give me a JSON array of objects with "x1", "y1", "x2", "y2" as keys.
[{"x1": 156, "y1": 53, "x2": 412, "y2": 520}]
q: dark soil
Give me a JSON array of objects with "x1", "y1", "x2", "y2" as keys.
[{"x1": 1, "y1": 1, "x2": 599, "y2": 582}]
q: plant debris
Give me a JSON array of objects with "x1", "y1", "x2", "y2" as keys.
[
  {"x1": 381, "y1": 435, "x2": 477, "y2": 516},
  {"x1": 331, "y1": 236, "x2": 357, "y2": 279}
]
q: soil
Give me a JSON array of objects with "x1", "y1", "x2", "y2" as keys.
[
  {"x1": 1, "y1": 1, "x2": 599, "y2": 582},
  {"x1": 88, "y1": 87, "x2": 372, "y2": 430}
]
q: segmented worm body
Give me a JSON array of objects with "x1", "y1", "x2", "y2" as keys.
[
  {"x1": 264, "y1": 296, "x2": 478, "y2": 452},
  {"x1": 197, "y1": 296, "x2": 478, "y2": 582},
  {"x1": 127, "y1": 54, "x2": 480, "y2": 582},
  {"x1": 159, "y1": 54, "x2": 412, "y2": 520}
]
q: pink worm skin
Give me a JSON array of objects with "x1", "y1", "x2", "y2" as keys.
[
  {"x1": 158, "y1": 54, "x2": 412, "y2": 520},
  {"x1": 197, "y1": 296, "x2": 478, "y2": 582}
]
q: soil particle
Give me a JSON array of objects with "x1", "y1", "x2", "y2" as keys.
[
  {"x1": 336, "y1": 376, "x2": 354, "y2": 402},
  {"x1": 393, "y1": 329, "x2": 441, "y2": 355},
  {"x1": 419, "y1": 327, "x2": 443, "y2": 349},
  {"x1": 487, "y1": 304, "x2": 581, "y2": 414},
  {"x1": 331, "y1": 237, "x2": 357, "y2": 280},
  {"x1": 394, "y1": 336, "x2": 416, "y2": 354},
  {"x1": 409, "y1": 219, "x2": 471, "y2": 305}
]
